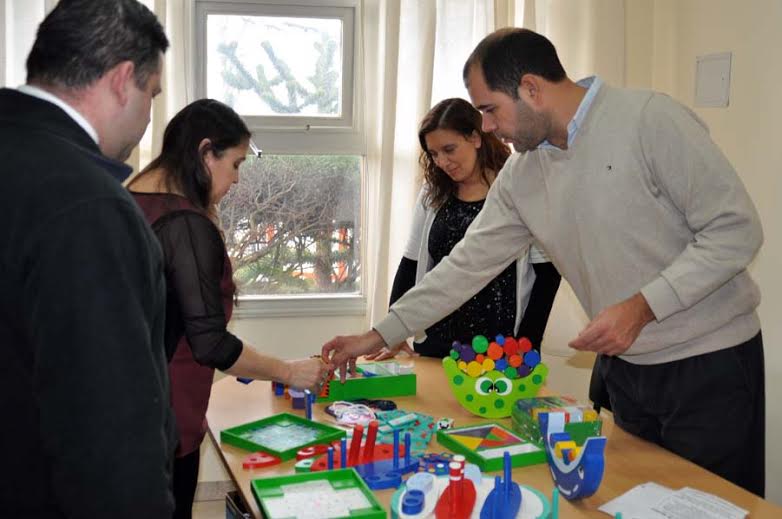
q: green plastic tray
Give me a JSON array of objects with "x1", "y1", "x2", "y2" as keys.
[
  {"x1": 317, "y1": 362, "x2": 417, "y2": 402},
  {"x1": 252, "y1": 468, "x2": 385, "y2": 519},
  {"x1": 436, "y1": 421, "x2": 546, "y2": 472},
  {"x1": 220, "y1": 412, "x2": 345, "y2": 461}
]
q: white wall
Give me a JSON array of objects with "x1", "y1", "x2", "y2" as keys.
[
  {"x1": 624, "y1": 0, "x2": 782, "y2": 503},
  {"x1": 2, "y1": 0, "x2": 47, "y2": 87}
]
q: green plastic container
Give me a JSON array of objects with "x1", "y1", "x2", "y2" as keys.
[
  {"x1": 251, "y1": 468, "x2": 386, "y2": 519},
  {"x1": 317, "y1": 362, "x2": 417, "y2": 402},
  {"x1": 436, "y1": 422, "x2": 546, "y2": 472},
  {"x1": 511, "y1": 397, "x2": 603, "y2": 447},
  {"x1": 220, "y1": 412, "x2": 345, "y2": 461}
]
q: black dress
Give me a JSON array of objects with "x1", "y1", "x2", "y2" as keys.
[
  {"x1": 390, "y1": 195, "x2": 561, "y2": 358},
  {"x1": 422, "y1": 197, "x2": 516, "y2": 356}
]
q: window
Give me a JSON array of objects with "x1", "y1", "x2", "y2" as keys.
[
  {"x1": 218, "y1": 154, "x2": 361, "y2": 296},
  {"x1": 196, "y1": 0, "x2": 364, "y2": 316}
]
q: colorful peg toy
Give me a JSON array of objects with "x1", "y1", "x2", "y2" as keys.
[
  {"x1": 390, "y1": 450, "x2": 553, "y2": 518},
  {"x1": 308, "y1": 420, "x2": 420, "y2": 490},
  {"x1": 443, "y1": 334, "x2": 549, "y2": 418}
]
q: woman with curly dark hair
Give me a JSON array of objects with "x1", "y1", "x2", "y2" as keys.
[{"x1": 371, "y1": 98, "x2": 561, "y2": 359}]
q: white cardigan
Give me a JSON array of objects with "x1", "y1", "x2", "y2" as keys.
[{"x1": 402, "y1": 188, "x2": 549, "y2": 342}]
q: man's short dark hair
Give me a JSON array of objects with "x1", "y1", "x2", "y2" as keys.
[
  {"x1": 463, "y1": 28, "x2": 566, "y2": 98},
  {"x1": 26, "y1": 0, "x2": 169, "y2": 89}
]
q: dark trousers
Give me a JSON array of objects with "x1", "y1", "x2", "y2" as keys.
[
  {"x1": 173, "y1": 449, "x2": 200, "y2": 519},
  {"x1": 599, "y1": 332, "x2": 765, "y2": 497}
]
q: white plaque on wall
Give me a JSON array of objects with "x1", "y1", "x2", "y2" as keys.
[{"x1": 695, "y1": 52, "x2": 732, "y2": 108}]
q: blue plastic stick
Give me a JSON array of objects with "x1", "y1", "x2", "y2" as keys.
[
  {"x1": 404, "y1": 432, "x2": 411, "y2": 465},
  {"x1": 340, "y1": 438, "x2": 347, "y2": 468},
  {"x1": 552, "y1": 487, "x2": 559, "y2": 519},
  {"x1": 504, "y1": 451, "x2": 512, "y2": 496},
  {"x1": 615, "y1": 514, "x2": 622, "y2": 519},
  {"x1": 393, "y1": 429, "x2": 400, "y2": 469},
  {"x1": 494, "y1": 476, "x2": 502, "y2": 518},
  {"x1": 304, "y1": 390, "x2": 313, "y2": 420},
  {"x1": 327, "y1": 446, "x2": 334, "y2": 470}
]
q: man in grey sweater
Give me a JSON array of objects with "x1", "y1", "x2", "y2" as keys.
[{"x1": 323, "y1": 28, "x2": 765, "y2": 496}]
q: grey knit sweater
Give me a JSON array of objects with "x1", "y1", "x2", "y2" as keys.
[{"x1": 375, "y1": 84, "x2": 762, "y2": 365}]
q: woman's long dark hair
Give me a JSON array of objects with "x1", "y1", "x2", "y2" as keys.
[
  {"x1": 141, "y1": 98, "x2": 251, "y2": 212},
  {"x1": 418, "y1": 98, "x2": 510, "y2": 209}
]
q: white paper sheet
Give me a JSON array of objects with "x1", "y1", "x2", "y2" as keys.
[{"x1": 599, "y1": 483, "x2": 748, "y2": 519}]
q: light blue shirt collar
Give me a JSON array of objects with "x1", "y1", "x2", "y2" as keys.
[{"x1": 539, "y1": 76, "x2": 602, "y2": 150}]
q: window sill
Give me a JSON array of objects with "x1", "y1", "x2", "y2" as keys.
[{"x1": 232, "y1": 294, "x2": 366, "y2": 319}]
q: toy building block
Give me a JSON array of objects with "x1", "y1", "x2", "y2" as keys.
[
  {"x1": 402, "y1": 489, "x2": 426, "y2": 515},
  {"x1": 479, "y1": 452, "x2": 521, "y2": 519},
  {"x1": 296, "y1": 444, "x2": 331, "y2": 460},
  {"x1": 294, "y1": 458, "x2": 316, "y2": 473},
  {"x1": 304, "y1": 390, "x2": 314, "y2": 420},
  {"x1": 242, "y1": 452, "x2": 281, "y2": 470},
  {"x1": 418, "y1": 453, "x2": 453, "y2": 476},
  {"x1": 289, "y1": 388, "x2": 306, "y2": 409},
  {"x1": 538, "y1": 411, "x2": 607, "y2": 500},
  {"x1": 348, "y1": 424, "x2": 365, "y2": 465}
]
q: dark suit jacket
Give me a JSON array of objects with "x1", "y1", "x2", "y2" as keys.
[{"x1": 0, "y1": 88, "x2": 175, "y2": 518}]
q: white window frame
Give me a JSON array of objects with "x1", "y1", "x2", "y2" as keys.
[
  {"x1": 194, "y1": 0, "x2": 366, "y2": 318},
  {"x1": 0, "y1": 1, "x2": 6, "y2": 87},
  {"x1": 194, "y1": 0, "x2": 364, "y2": 155}
]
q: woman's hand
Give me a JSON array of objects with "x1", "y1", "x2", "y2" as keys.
[
  {"x1": 364, "y1": 341, "x2": 418, "y2": 361},
  {"x1": 283, "y1": 357, "x2": 331, "y2": 393}
]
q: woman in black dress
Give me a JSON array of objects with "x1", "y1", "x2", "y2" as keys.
[{"x1": 371, "y1": 98, "x2": 561, "y2": 359}]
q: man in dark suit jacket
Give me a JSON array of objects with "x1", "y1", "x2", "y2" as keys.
[{"x1": 0, "y1": 1, "x2": 175, "y2": 517}]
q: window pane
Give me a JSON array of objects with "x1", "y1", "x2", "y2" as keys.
[
  {"x1": 207, "y1": 14, "x2": 343, "y2": 117},
  {"x1": 219, "y1": 155, "x2": 361, "y2": 296}
]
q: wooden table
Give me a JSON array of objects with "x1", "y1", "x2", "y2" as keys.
[{"x1": 206, "y1": 357, "x2": 780, "y2": 518}]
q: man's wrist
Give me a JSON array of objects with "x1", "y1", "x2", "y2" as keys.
[
  {"x1": 633, "y1": 292, "x2": 655, "y2": 325},
  {"x1": 366, "y1": 329, "x2": 388, "y2": 352}
]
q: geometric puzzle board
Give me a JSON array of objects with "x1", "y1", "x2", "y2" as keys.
[{"x1": 437, "y1": 422, "x2": 545, "y2": 471}]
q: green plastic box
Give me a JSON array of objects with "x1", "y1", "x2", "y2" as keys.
[
  {"x1": 251, "y1": 468, "x2": 386, "y2": 519},
  {"x1": 436, "y1": 422, "x2": 546, "y2": 472},
  {"x1": 511, "y1": 396, "x2": 603, "y2": 447},
  {"x1": 220, "y1": 412, "x2": 345, "y2": 461},
  {"x1": 317, "y1": 361, "x2": 417, "y2": 402}
]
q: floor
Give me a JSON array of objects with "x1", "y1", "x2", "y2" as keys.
[{"x1": 193, "y1": 499, "x2": 228, "y2": 519}]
